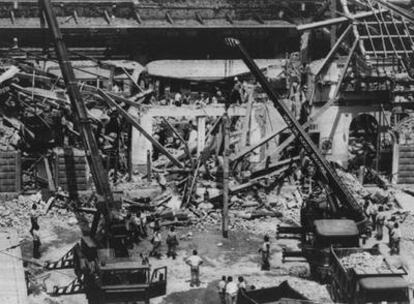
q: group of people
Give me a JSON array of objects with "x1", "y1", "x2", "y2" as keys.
[
  {"x1": 157, "y1": 88, "x2": 226, "y2": 107},
  {"x1": 365, "y1": 200, "x2": 402, "y2": 254},
  {"x1": 142, "y1": 219, "x2": 179, "y2": 261},
  {"x1": 148, "y1": 76, "x2": 257, "y2": 109},
  {"x1": 217, "y1": 275, "x2": 248, "y2": 304}
]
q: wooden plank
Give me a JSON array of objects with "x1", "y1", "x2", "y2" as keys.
[{"x1": 0, "y1": 232, "x2": 28, "y2": 304}]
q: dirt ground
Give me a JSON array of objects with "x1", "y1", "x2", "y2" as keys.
[
  {"x1": 22, "y1": 211, "x2": 333, "y2": 304},
  {"x1": 11, "y1": 188, "x2": 414, "y2": 304}
]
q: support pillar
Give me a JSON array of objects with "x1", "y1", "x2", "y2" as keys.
[
  {"x1": 197, "y1": 116, "x2": 206, "y2": 157},
  {"x1": 392, "y1": 141, "x2": 399, "y2": 184},
  {"x1": 130, "y1": 109, "x2": 153, "y2": 174}
]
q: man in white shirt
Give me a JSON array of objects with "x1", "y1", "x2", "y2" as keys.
[
  {"x1": 150, "y1": 229, "x2": 162, "y2": 259},
  {"x1": 185, "y1": 250, "x2": 203, "y2": 287},
  {"x1": 187, "y1": 124, "x2": 198, "y2": 152},
  {"x1": 225, "y1": 276, "x2": 238, "y2": 304},
  {"x1": 391, "y1": 222, "x2": 402, "y2": 255}
]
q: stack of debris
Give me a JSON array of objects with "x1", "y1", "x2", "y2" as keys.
[
  {"x1": 0, "y1": 191, "x2": 76, "y2": 237},
  {"x1": 340, "y1": 251, "x2": 398, "y2": 273},
  {"x1": 336, "y1": 169, "x2": 370, "y2": 207}
]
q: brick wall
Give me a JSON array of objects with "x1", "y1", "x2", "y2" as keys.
[{"x1": 0, "y1": 151, "x2": 21, "y2": 193}]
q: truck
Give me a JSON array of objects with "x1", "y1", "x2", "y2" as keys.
[
  {"x1": 328, "y1": 247, "x2": 410, "y2": 304},
  {"x1": 237, "y1": 281, "x2": 318, "y2": 304},
  {"x1": 280, "y1": 219, "x2": 360, "y2": 282}
]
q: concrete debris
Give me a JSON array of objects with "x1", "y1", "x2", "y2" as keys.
[
  {"x1": 336, "y1": 169, "x2": 370, "y2": 206},
  {"x1": 0, "y1": 3, "x2": 412, "y2": 302},
  {"x1": 340, "y1": 252, "x2": 398, "y2": 273}
]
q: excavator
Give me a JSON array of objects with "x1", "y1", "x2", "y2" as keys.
[
  {"x1": 38, "y1": 0, "x2": 167, "y2": 303},
  {"x1": 225, "y1": 38, "x2": 371, "y2": 282}
]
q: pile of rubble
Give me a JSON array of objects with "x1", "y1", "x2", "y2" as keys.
[
  {"x1": 340, "y1": 251, "x2": 396, "y2": 273},
  {"x1": 190, "y1": 188, "x2": 301, "y2": 234},
  {"x1": 0, "y1": 191, "x2": 76, "y2": 237},
  {"x1": 0, "y1": 119, "x2": 20, "y2": 151},
  {"x1": 336, "y1": 169, "x2": 370, "y2": 206}
]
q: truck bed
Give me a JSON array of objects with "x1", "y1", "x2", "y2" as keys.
[
  {"x1": 331, "y1": 247, "x2": 407, "y2": 277},
  {"x1": 329, "y1": 247, "x2": 408, "y2": 303}
]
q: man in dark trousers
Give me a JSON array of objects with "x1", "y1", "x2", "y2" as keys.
[
  {"x1": 150, "y1": 228, "x2": 162, "y2": 259},
  {"x1": 185, "y1": 250, "x2": 203, "y2": 287},
  {"x1": 166, "y1": 226, "x2": 179, "y2": 260},
  {"x1": 217, "y1": 276, "x2": 227, "y2": 304},
  {"x1": 31, "y1": 226, "x2": 41, "y2": 259},
  {"x1": 259, "y1": 235, "x2": 270, "y2": 270},
  {"x1": 30, "y1": 203, "x2": 39, "y2": 234}
]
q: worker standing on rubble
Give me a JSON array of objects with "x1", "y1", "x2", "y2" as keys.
[
  {"x1": 225, "y1": 276, "x2": 238, "y2": 304},
  {"x1": 187, "y1": 122, "x2": 198, "y2": 152},
  {"x1": 125, "y1": 212, "x2": 133, "y2": 247},
  {"x1": 31, "y1": 226, "x2": 41, "y2": 259},
  {"x1": 129, "y1": 212, "x2": 140, "y2": 244},
  {"x1": 166, "y1": 226, "x2": 179, "y2": 259},
  {"x1": 139, "y1": 211, "x2": 148, "y2": 238},
  {"x1": 367, "y1": 201, "x2": 378, "y2": 227},
  {"x1": 228, "y1": 77, "x2": 242, "y2": 109},
  {"x1": 185, "y1": 249, "x2": 203, "y2": 287},
  {"x1": 218, "y1": 276, "x2": 227, "y2": 304},
  {"x1": 386, "y1": 216, "x2": 396, "y2": 248},
  {"x1": 237, "y1": 276, "x2": 247, "y2": 292},
  {"x1": 259, "y1": 235, "x2": 270, "y2": 270},
  {"x1": 391, "y1": 222, "x2": 401, "y2": 255},
  {"x1": 29, "y1": 203, "x2": 40, "y2": 234},
  {"x1": 376, "y1": 206, "x2": 386, "y2": 240},
  {"x1": 150, "y1": 228, "x2": 162, "y2": 259}
]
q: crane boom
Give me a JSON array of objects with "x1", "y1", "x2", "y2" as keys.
[
  {"x1": 225, "y1": 38, "x2": 367, "y2": 226},
  {"x1": 39, "y1": 0, "x2": 114, "y2": 229}
]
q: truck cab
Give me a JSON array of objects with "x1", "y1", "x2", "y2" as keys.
[
  {"x1": 71, "y1": 237, "x2": 167, "y2": 304},
  {"x1": 357, "y1": 276, "x2": 410, "y2": 304},
  {"x1": 95, "y1": 260, "x2": 167, "y2": 304},
  {"x1": 282, "y1": 219, "x2": 359, "y2": 282}
]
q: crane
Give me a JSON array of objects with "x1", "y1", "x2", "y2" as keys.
[
  {"x1": 38, "y1": 0, "x2": 167, "y2": 303},
  {"x1": 224, "y1": 38, "x2": 369, "y2": 231}
]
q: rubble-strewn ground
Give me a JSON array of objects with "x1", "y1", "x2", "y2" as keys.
[
  {"x1": 1, "y1": 174, "x2": 414, "y2": 304},
  {"x1": 24, "y1": 218, "x2": 333, "y2": 304},
  {"x1": 0, "y1": 185, "x2": 334, "y2": 304}
]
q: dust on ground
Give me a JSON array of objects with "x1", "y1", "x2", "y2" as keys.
[{"x1": 23, "y1": 210, "x2": 332, "y2": 304}]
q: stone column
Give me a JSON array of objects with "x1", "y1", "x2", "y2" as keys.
[
  {"x1": 130, "y1": 108, "x2": 153, "y2": 174},
  {"x1": 197, "y1": 116, "x2": 206, "y2": 157},
  {"x1": 392, "y1": 141, "x2": 399, "y2": 184}
]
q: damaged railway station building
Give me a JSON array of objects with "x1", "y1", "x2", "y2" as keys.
[
  {"x1": 3, "y1": 0, "x2": 414, "y2": 304},
  {"x1": 0, "y1": 0, "x2": 410, "y2": 185}
]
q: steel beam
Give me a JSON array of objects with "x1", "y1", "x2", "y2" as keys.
[{"x1": 297, "y1": 9, "x2": 386, "y2": 31}]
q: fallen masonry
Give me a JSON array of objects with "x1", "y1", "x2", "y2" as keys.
[{"x1": 2, "y1": 0, "x2": 414, "y2": 304}]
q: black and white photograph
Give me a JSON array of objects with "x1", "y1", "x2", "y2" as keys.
[{"x1": 0, "y1": 0, "x2": 413, "y2": 303}]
